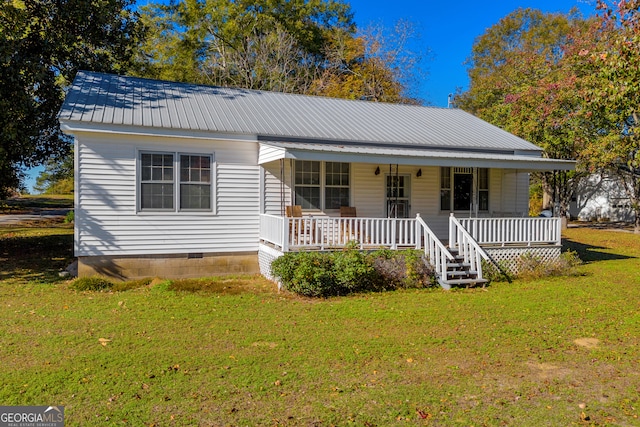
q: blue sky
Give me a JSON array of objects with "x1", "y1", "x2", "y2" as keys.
[{"x1": 347, "y1": 0, "x2": 598, "y2": 106}]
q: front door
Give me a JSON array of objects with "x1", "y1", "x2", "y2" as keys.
[
  {"x1": 386, "y1": 174, "x2": 410, "y2": 218},
  {"x1": 453, "y1": 172, "x2": 473, "y2": 211}
]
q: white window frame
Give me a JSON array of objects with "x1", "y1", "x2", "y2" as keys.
[
  {"x1": 293, "y1": 160, "x2": 351, "y2": 211},
  {"x1": 137, "y1": 150, "x2": 216, "y2": 214}
]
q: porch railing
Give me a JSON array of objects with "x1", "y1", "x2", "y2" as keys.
[
  {"x1": 415, "y1": 214, "x2": 455, "y2": 282},
  {"x1": 448, "y1": 214, "x2": 490, "y2": 281},
  {"x1": 259, "y1": 214, "x2": 418, "y2": 250},
  {"x1": 452, "y1": 216, "x2": 562, "y2": 247}
]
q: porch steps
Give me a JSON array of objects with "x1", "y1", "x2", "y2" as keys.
[{"x1": 438, "y1": 250, "x2": 488, "y2": 289}]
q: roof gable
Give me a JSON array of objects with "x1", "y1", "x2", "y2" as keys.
[{"x1": 60, "y1": 71, "x2": 542, "y2": 154}]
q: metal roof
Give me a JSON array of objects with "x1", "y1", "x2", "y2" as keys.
[{"x1": 60, "y1": 71, "x2": 545, "y2": 154}]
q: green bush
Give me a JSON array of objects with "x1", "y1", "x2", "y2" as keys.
[
  {"x1": 63, "y1": 210, "x2": 74, "y2": 223},
  {"x1": 333, "y1": 243, "x2": 378, "y2": 293},
  {"x1": 271, "y1": 247, "x2": 436, "y2": 297},
  {"x1": 271, "y1": 251, "x2": 336, "y2": 297},
  {"x1": 70, "y1": 276, "x2": 114, "y2": 291}
]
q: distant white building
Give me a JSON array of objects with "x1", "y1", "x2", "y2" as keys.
[{"x1": 571, "y1": 172, "x2": 634, "y2": 222}]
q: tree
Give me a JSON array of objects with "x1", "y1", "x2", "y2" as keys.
[
  {"x1": 570, "y1": 0, "x2": 640, "y2": 231},
  {"x1": 456, "y1": 8, "x2": 590, "y2": 217},
  {"x1": 137, "y1": 0, "x2": 355, "y2": 91},
  {"x1": 137, "y1": 1, "x2": 426, "y2": 104},
  {"x1": 311, "y1": 20, "x2": 426, "y2": 104},
  {"x1": 33, "y1": 151, "x2": 73, "y2": 194},
  {"x1": 0, "y1": 0, "x2": 144, "y2": 198}
]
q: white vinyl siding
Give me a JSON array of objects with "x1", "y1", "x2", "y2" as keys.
[{"x1": 75, "y1": 133, "x2": 259, "y2": 256}]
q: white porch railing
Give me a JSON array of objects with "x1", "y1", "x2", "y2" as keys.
[
  {"x1": 415, "y1": 214, "x2": 455, "y2": 282},
  {"x1": 260, "y1": 214, "x2": 418, "y2": 250},
  {"x1": 448, "y1": 214, "x2": 490, "y2": 281},
  {"x1": 452, "y1": 216, "x2": 562, "y2": 247}
]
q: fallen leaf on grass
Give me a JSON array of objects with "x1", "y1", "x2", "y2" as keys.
[{"x1": 98, "y1": 338, "x2": 111, "y2": 346}]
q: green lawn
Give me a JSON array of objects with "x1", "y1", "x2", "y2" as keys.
[
  {"x1": 0, "y1": 222, "x2": 639, "y2": 426},
  {"x1": 0, "y1": 194, "x2": 74, "y2": 213}
]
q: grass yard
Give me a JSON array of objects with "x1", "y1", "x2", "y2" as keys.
[
  {"x1": 0, "y1": 194, "x2": 74, "y2": 213},
  {"x1": 0, "y1": 221, "x2": 639, "y2": 426}
]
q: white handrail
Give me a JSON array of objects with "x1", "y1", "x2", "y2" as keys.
[
  {"x1": 449, "y1": 214, "x2": 490, "y2": 280},
  {"x1": 415, "y1": 214, "x2": 455, "y2": 282}
]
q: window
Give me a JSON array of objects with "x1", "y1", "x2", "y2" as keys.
[
  {"x1": 294, "y1": 160, "x2": 321, "y2": 209},
  {"x1": 325, "y1": 162, "x2": 350, "y2": 209},
  {"x1": 141, "y1": 153, "x2": 174, "y2": 210},
  {"x1": 180, "y1": 155, "x2": 211, "y2": 210},
  {"x1": 440, "y1": 167, "x2": 489, "y2": 212},
  {"x1": 139, "y1": 151, "x2": 213, "y2": 212},
  {"x1": 294, "y1": 161, "x2": 350, "y2": 210}
]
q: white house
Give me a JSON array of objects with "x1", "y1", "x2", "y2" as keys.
[
  {"x1": 570, "y1": 172, "x2": 635, "y2": 222},
  {"x1": 59, "y1": 71, "x2": 574, "y2": 287}
]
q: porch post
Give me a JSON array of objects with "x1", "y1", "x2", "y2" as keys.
[
  {"x1": 415, "y1": 213, "x2": 422, "y2": 250},
  {"x1": 391, "y1": 218, "x2": 397, "y2": 250},
  {"x1": 448, "y1": 213, "x2": 456, "y2": 250},
  {"x1": 282, "y1": 217, "x2": 289, "y2": 252}
]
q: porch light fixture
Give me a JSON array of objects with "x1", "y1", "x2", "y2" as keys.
[
  {"x1": 416, "y1": 168, "x2": 422, "y2": 177},
  {"x1": 375, "y1": 166, "x2": 380, "y2": 175}
]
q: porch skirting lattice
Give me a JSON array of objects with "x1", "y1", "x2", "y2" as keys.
[
  {"x1": 484, "y1": 245, "x2": 562, "y2": 276},
  {"x1": 259, "y1": 244, "x2": 284, "y2": 283}
]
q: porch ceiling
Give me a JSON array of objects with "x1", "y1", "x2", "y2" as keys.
[{"x1": 258, "y1": 141, "x2": 575, "y2": 171}]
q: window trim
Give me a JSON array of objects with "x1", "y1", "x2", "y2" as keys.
[{"x1": 137, "y1": 149, "x2": 216, "y2": 215}]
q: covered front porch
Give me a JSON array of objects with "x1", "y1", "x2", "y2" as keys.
[{"x1": 259, "y1": 213, "x2": 563, "y2": 288}]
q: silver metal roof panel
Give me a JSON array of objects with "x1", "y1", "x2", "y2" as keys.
[{"x1": 60, "y1": 71, "x2": 542, "y2": 153}]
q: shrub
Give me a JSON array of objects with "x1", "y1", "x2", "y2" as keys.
[
  {"x1": 517, "y1": 250, "x2": 582, "y2": 280},
  {"x1": 333, "y1": 244, "x2": 379, "y2": 293},
  {"x1": 271, "y1": 251, "x2": 336, "y2": 297},
  {"x1": 63, "y1": 210, "x2": 74, "y2": 223},
  {"x1": 481, "y1": 259, "x2": 512, "y2": 283},
  {"x1": 70, "y1": 276, "x2": 114, "y2": 291},
  {"x1": 271, "y1": 247, "x2": 437, "y2": 297},
  {"x1": 369, "y1": 249, "x2": 435, "y2": 289}
]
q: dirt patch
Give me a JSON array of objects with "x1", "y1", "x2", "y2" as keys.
[
  {"x1": 574, "y1": 337, "x2": 600, "y2": 349},
  {"x1": 526, "y1": 361, "x2": 572, "y2": 380}
]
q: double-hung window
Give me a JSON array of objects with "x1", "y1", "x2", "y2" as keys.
[
  {"x1": 294, "y1": 161, "x2": 350, "y2": 210},
  {"x1": 139, "y1": 151, "x2": 213, "y2": 212},
  {"x1": 140, "y1": 153, "x2": 175, "y2": 210}
]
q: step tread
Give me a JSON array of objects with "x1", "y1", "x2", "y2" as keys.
[
  {"x1": 442, "y1": 278, "x2": 489, "y2": 286},
  {"x1": 446, "y1": 270, "x2": 478, "y2": 277}
]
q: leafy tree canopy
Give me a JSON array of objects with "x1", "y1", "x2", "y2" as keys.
[
  {"x1": 456, "y1": 8, "x2": 590, "y2": 216},
  {"x1": 0, "y1": 0, "x2": 144, "y2": 197},
  {"x1": 136, "y1": 0, "x2": 424, "y2": 103}
]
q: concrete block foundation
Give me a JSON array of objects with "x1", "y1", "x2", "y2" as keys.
[{"x1": 78, "y1": 252, "x2": 260, "y2": 280}]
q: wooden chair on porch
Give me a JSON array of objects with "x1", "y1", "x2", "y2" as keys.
[
  {"x1": 286, "y1": 205, "x2": 314, "y2": 245},
  {"x1": 340, "y1": 206, "x2": 361, "y2": 242}
]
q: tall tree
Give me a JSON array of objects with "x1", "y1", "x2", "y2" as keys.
[
  {"x1": 137, "y1": 0, "x2": 355, "y2": 90},
  {"x1": 456, "y1": 8, "x2": 589, "y2": 217},
  {"x1": 0, "y1": 0, "x2": 144, "y2": 198},
  {"x1": 571, "y1": 0, "x2": 640, "y2": 231},
  {"x1": 312, "y1": 20, "x2": 426, "y2": 104}
]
